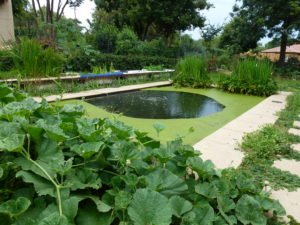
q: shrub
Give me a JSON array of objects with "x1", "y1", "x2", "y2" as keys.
[
  {"x1": 93, "y1": 24, "x2": 118, "y2": 53},
  {"x1": 66, "y1": 48, "x2": 177, "y2": 72},
  {"x1": 174, "y1": 56, "x2": 211, "y2": 87},
  {"x1": 13, "y1": 38, "x2": 65, "y2": 77},
  {"x1": 218, "y1": 59, "x2": 278, "y2": 96},
  {"x1": 0, "y1": 49, "x2": 14, "y2": 71},
  {"x1": 115, "y1": 27, "x2": 139, "y2": 55},
  {"x1": 0, "y1": 84, "x2": 286, "y2": 224}
]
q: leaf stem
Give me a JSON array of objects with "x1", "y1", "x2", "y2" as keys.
[{"x1": 21, "y1": 149, "x2": 63, "y2": 216}]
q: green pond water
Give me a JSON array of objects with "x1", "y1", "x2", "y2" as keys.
[{"x1": 86, "y1": 90, "x2": 225, "y2": 119}]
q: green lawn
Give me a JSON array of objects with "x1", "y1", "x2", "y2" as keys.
[{"x1": 60, "y1": 87, "x2": 263, "y2": 145}]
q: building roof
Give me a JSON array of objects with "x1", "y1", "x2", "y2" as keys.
[{"x1": 262, "y1": 44, "x2": 300, "y2": 54}]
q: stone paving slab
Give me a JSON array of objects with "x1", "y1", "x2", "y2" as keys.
[
  {"x1": 271, "y1": 189, "x2": 300, "y2": 222},
  {"x1": 291, "y1": 144, "x2": 300, "y2": 153},
  {"x1": 293, "y1": 121, "x2": 300, "y2": 128},
  {"x1": 289, "y1": 128, "x2": 300, "y2": 136},
  {"x1": 273, "y1": 159, "x2": 300, "y2": 177},
  {"x1": 193, "y1": 92, "x2": 290, "y2": 169},
  {"x1": 34, "y1": 81, "x2": 172, "y2": 102}
]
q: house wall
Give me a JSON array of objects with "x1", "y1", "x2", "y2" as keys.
[
  {"x1": 0, "y1": 0, "x2": 15, "y2": 47},
  {"x1": 259, "y1": 53, "x2": 300, "y2": 62}
]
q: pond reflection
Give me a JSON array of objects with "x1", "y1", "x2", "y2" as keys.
[{"x1": 86, "y1": 90, "x2": 225, "y2": 119}]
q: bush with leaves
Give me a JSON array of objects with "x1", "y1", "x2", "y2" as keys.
[
  {"x1": 115, "y1": 27, "x2": 139, "y2": 55},
  {"x1": 0, "y1": 84, "x2": 287, "y2": 224},
  {"x1": 218, "y1": 59, "x2": 278, "y2": 96}
]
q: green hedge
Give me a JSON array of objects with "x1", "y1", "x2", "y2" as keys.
[{"x1": 67, "y1": 51, "x2": 177, "y2": 72}]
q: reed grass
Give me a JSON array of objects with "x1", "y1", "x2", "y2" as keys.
[
  {"x1": 174, "y1": 56, "x2": 211, "y2": 87},
  {"x1": 13, "y1": 38, "x2": 65, "y2": 78}
]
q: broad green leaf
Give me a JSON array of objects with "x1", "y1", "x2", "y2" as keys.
[
  {"x1": 37, "y1": 212, "x2": 68, "y2": 225},
  {"x1": 0, "y1": 134, "x2": 25, "y2": 152},
  {"x1": 255, "y1": 196, "x2": 285, "y2": 215},
  {"x1": 186, "y1": 157, "x2": 216, "y2": 177},
  {"x1": 153, "y1": 122, "x2": 165, "y2": 137},
  {"x1": 145, "y1": 168, "x2": 188, "y2": 196},
  {"x1": 65, "y1": 168, "x2": 101, "y2": 191},
  {"x1": 193, "y1": 204, "x2": 215, "y2": 225},
  {"x1": 195, "y1": 182, "x2": 218, "y2": 199},
  {"x1": 76, "y1": 204, "x2": 112, "y2": 225},
  {"x1": 59, "y1": 104, "x2": 85, "y2": 117},
  {"x1": 109, "y1": 141, "x2": 140, "y2": 165},
  {"x1": 115, "y1": 191, "x2": 132, "y2": 210},
  {"x1": 236, "y1": 195, "x2": 267, "y2": 225},
  {"x1": 217, "y1": 195, "x2": 236, "y2": 213},
  {"x1": 16, "y1": 171, "x2": 55, "y2": 197},
  {"x1": 1, "y1": 98, "x2": 41, "y2": 118},
  {"x1": 169, "y1": 196, "x2": 193, "y2": 217},
  {"x1": 76, "y1": 117, "x2": 100, "y2": 141},
  {"x1": 0, "y1": 85, "x2": 12, "y2": 98},
  {"x1": 36, "y1": 119, "x2": 69, "y2": 141},
  {"x1": 0, "y1": 197, "x2": 31, "y2": 217},
  {"x1": 71, "y1": 142, "x2": 104, "y2": 159},
  {"x1": 62, "y1": 196, "x2": 81, "y2": 222},
  {"x1": 128, "y1": 188, "x2": 172, "y2": 225}
]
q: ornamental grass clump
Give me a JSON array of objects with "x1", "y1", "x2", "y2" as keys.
[
  {"x1": 13, "y1": 38, "x2": 65, "y2": 78},
  {"x1": 174, "y1": 56, "x2": 211, "y2": 88},
  {"x1": 219, "y1": 59, "x2": 278, "y2": 96}
]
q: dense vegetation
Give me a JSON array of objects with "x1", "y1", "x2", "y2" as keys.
[
  {"x1": 0, "y1": 85, "x2": 286, "y2": 224},
  {"x1": 218, "y1": 59, "x2": 278, "y2": 96}
]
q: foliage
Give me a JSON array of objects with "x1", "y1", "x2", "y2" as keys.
[
  {"x1": 12, "y1": 38, "x2": 65, "y2": 77},
  {"x1": 94, "y1": 0, "x2": 211, "y2": 40},
  {"x1": 174, "y1": 56, "x2": 211, "y2": 88},
  {"x1": 218, "y1": 59, "x2": 278, "y2": 96},
  {"x1": 0, "y1": 50, "x2": 14, "y2": 72},
  {"x1": 0, "y1": 84, "x2": 286, "y2": 224},
  {"x1": 236, "y1": 0, "x2": 300, "y2": 64},
  {"x1": 115, "y1": 27, "x2": 139, "y2": 55},
  {"x1": 219, "y1": 14, "x2": 265, "y2": 54},
  {"x1": 239, "y1": 92, "x2": 300, "y2": 191},
  {"x1": 92, "y1": 24, "x2": 118, "y2": 53},
  {"x1": 66, "y1": 46, "x2": 177, "y2": 72}
]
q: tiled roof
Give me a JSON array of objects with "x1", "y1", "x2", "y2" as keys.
[{"x1": 262, "y1": 44, "x2": 300, "y2": 54}]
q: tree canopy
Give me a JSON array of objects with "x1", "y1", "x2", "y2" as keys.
[
  {"x1": 94, "y1": 0, "x2": 211, "y2": 40},
  {"x1": 235, "y1": 0, "x2": 300, "y2": 64}
]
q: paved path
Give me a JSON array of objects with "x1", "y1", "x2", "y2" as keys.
[
  {"x1": 34, "y1": 81, "x2": 172, "y2": 102},
  {"x1": 193, "y1": 91, "x2": 300, "y2": 221},
  {"x1": 193, "y1": 91, "x2": 290, "y2": 169}
]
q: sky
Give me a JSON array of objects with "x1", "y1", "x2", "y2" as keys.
[{"x1": 58, "y1": 0, "x2": 270, "y2": 44}]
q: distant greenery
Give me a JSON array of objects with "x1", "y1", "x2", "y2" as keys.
[
  {"x1": 174, "y1": 56, "x2": 211, "y2": 88},
  {"x1": 0, "y1": 84, "x2": 286, "y2": 224},
  {"x1": 218, "y1": 59, "x2": 278, "y2": 96}
]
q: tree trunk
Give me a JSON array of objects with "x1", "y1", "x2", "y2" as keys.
[{"x1": 278, "y1": 21, "x2": 289, "y2": 66}]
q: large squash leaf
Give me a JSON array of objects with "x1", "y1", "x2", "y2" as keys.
[{"x1": 128, "y1": 188, "x2": 172, "y2": 225}]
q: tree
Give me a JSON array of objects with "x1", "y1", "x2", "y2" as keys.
[
  {"x1": 236, "y1": 0, "x2": 300, "y2": 65},
  {"x1": 30, "y1": 0, "x2": 84, "y2": 41},
  {"x1": 94, "y1": 0, "x2": 211, "y2": 40},
  {"x1": 219, "y1": 13, "x2": 265, "y2": 54}
]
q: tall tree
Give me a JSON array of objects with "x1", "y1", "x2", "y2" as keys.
[
  {"x1": 236, "y1": 0, "x2": 300, "y2": 65},
  {"x1": 94, "y1": 0, "x2": 211, "y2": 40},
  {"x1": 219, "y1": 12, "x2": 265, "y2": 54},
  {"x1": 30, "y1": 0, "x2": 84, "y2": 41}
]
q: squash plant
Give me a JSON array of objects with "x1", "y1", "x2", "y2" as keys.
[{"x1": 0, "y1": 85, "x2": 285, "y2": 225}]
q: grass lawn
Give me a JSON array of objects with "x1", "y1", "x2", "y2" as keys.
[{"x1": 59, "y1": 86, "x2": 263, "y2": 145}]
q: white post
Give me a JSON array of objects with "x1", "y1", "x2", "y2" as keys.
[{"x1": 0, "y1": 0, "x2": 15, "y2": 47}]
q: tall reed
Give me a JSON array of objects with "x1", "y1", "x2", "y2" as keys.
[
  {"x1": 13, "y1": 38, "x2": 65, "y2": 78},
  {"x1": 174, "y1": 56, "x2": 211, "y2": 87}
]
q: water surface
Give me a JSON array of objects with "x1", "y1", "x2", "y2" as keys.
[{"x1": 86, "y1": 90, "x2": 225, "y2": 119}]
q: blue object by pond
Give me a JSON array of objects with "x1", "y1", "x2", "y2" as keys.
[{"x1": 80, "y1": 72, "x2": 124, "y2": 79}]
